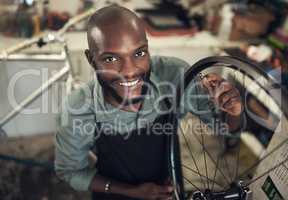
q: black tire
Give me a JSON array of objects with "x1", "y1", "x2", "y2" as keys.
[{"x1": 168, "y1": 56, "x2": 288, "y2": 199}]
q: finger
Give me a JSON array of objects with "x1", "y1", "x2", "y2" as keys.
[
  {"x1": 201, "y1": 77, "x2": 214, "y2": 97},
  {"x1": 153, "y1": 193, "x2": 172, "y2": 200},
  {"x1": 156, "y1": 185, "x2": 174, "y2": 194},
  {"x1": 222, "y1": 95, "x2": 241, "y2": 110},
  {"x1": 202, "y1": 73, "x2": 222, "y2": 88},
  {"x1": 214, "y1": 81, "x2": 232, "y2": 99},
  {"x1": 150, "y1": 193, "x2": 171, "y2": 200},
  {"x1": 215, "y1": 81, "x2": 240, "y2": 107},
  {"x1": 222, "y1": 97, "x2": 240, "y2": 112},
  {"x1": 219, "y1": 89, "x2": 240, "y2": 109},
  {"x1": 161, "y1": 196, "x2": 173, "y2": 200},
  {"x1": 204, "y1": 73, "x2": 223, "y2": 83},
  {"x1": 202, "y1": 77, "x2": 224, "y2": 99},
  {"x1": 221, "y1": 98, "x2": 242, "y2": 116},
  {"x1": 214, "y1": 84, "x2": 242, "y2": 115},
  {"x1": 164, "y1": 178, "x2": 172, "y2": 186}
]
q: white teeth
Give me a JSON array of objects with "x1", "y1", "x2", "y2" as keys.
[{"x1": 119, "y1": 79, "x2": 139, "y2": 87}]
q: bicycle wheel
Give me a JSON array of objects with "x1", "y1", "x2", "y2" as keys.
[{"x1": 168, "y1": 56, "x2": 288, "y2": 200}]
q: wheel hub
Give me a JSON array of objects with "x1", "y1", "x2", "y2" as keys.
[{"x1": 191, "y1": 182, "x2": 252, "y2": 200}]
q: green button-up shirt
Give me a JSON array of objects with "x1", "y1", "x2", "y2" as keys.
[{"x1": 54, "y1": 56, "x2": 214, "y2": 191}]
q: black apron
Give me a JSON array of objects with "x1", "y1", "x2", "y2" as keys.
[{"x1": 92, "y1": 103, "x2": 173, "y2": 200}]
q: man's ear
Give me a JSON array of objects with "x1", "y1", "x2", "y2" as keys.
[
  {"x1": 85, "y1": 49, "x2": 92, "y2": 65},
  {"x1": 85, "y1": 49, "x2": 98, "y2": 71}
]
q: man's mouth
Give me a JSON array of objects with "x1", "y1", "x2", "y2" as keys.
[{"x1": 119, "y1": 78, "x2": 141, "y2": 87}]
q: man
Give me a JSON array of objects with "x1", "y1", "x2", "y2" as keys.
[{"x1": 55, "y1": 5, "x2": 243, "y2": 200}]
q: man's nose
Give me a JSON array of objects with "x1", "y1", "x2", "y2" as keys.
[{"x1": 120, "y1": 57, "x2": 137, "y2": 78}]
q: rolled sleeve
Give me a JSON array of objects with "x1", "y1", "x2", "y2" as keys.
[
  {"x1": 69, "y1": 167, "x2": 97, "y2": 191},
  {"x1": 54, "y1": 92, "x2": 97, "y2": 191},
  {"x1": 55, "y1": 125, "x2": 96, "y2": 191}
]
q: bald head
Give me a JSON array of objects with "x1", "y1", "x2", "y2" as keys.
[
  {"x1": 85, "y1": 6, "x2": 150, "y2": 108},
  {"x1": 87, "y1": 5, "x2": 147, "y2": 51}
]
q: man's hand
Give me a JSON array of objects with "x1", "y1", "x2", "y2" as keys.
[
  {"x1": 128, "y1": 182, "x2": 173, "y2": 200},
  {"x1": 201, "y1": 73, "x2": 243, "y2": 116},
  {"x1": 90, "y1": 175, "x2": 174, "y2": 200}
]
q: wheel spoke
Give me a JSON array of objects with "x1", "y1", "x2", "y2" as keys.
[
  {"x1": 282, "y1": 163, "x2": 288, "y2": 171},
  {"x1": 244, "y1": 157, "x2": 288, "y2": 186},
  {"x1": 195, "y1": 76, "x2": 210, "y2": 190},
  {"x1": 213, "y1": 117, "x2": 233, "y2": 187},
  {"x1": 184, "y1": 124, "x2": 231, "y2": 185},
  {"x1": 200, "y1": 121, "x2": 210, "y2": 190},
  {"x1": 211, "y1": 153, "x2": 221, "y2": 191},
  {"x1": 237, "y1": 138, "x2": 288, "y2": 180},
  {"x1": 233, "y1": 68, "x2": 243, "y2": 182},
  {"x1": 182, "y1": 164, "x2": 225, "y2": 189},
  {"x1": 183, "y1": 176, "x2": 201, "y2": 191},
  {"x1": 219, "y1": 136, "x2": 233, "y2": 184},
  {"x1": 194, "y1": 78, "x2": 230, "y2": 189},
  {"x1": 234, "y1": 139, "x2": 241, "y2": 182},
  {"x1": 179, "y1": 125, "x2": 206, "y2": 189}
]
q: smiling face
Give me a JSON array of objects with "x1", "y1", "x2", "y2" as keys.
[{"x1": 85, "y1": 7, "x2": 150, "y2": 109}]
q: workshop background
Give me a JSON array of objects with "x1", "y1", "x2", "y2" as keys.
[{"x1": 0, "y1": 0, "x2": 288, "y2": 200}]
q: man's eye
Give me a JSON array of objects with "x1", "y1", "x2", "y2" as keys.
[
  {"x1": 135, "y1": 51, "x2": 146, "y2": 57},
  {"x1": 104, "y1": 57, "x2": 117, "y2": 63}
]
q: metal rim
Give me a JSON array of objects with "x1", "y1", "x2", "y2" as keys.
[{"x1": 169, "y1": 56, "x2": 288, "y2": 200}]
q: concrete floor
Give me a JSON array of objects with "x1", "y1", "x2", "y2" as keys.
[{"x1": 0, "y1": 134, "x2": 90, "y2": 200}]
